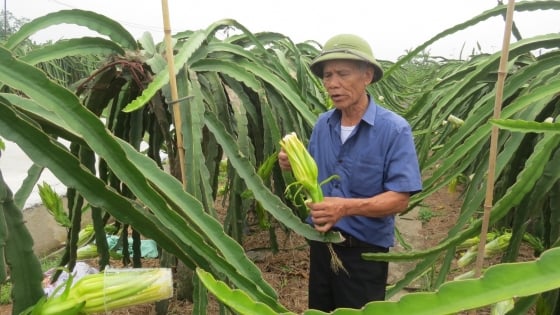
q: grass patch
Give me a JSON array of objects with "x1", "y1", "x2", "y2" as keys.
[
  {"x1": 417, "y1": 206, "x2": 436, "y2": 224},
  {"x1": 0, "y1": 282, "x2": 12, "y2": 304}
]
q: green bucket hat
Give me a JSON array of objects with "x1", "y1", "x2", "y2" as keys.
[{"x1": 310, "y1": 34, "x2": 383, "y2": 84}]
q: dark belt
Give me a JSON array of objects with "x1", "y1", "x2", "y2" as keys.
[{"x1": 334, "y1": 231, "x2": 388, "y2": 252}]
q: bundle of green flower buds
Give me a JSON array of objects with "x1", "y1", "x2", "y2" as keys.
[
  {"x1": 38, "y1": 182, "x2": 71, "y2": 228},
  {"x1": 25, "y1": 268, "x2": 173, "y2": 314},
  {"x1": 279, "y1": 132, "x2": 345, "y2": 273},
  {"x1": 279, "y1": 132, "x2": 323, "y2": 204}
]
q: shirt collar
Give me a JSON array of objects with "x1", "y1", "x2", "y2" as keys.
[{"x1": 326, "y1": 94, "x2": 377, "y2": 127}]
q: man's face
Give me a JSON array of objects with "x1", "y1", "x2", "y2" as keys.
[{"x1": 321, "y1": 60, "x2": 373, "y2": 110}]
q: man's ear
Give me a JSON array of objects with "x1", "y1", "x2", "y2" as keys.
[{"x1": 366, "y1": 66, "x2": 375, "y2": 84}]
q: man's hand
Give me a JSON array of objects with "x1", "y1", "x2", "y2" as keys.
[
  {"x1": 278, "y1": 148, "x2": 292, "y2": 171},
  {"x1": 307, "y1": 197, "x2": 347, "y2": 233},
  {"x1": 308, "y1": 191, "x2": 410, "y2": 232}
]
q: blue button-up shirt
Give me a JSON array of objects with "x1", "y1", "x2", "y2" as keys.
[{"x1": 308, "y1": 96, "x2": 422, "y2": 248}]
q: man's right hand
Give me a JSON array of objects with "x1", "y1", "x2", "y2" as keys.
[{"x1": 278, "y1": 148, "x2": 291, "y2": 171}]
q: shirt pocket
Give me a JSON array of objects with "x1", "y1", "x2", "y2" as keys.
[{"x1": 349, "y1": 157, "x2": 384, "y2": 197}]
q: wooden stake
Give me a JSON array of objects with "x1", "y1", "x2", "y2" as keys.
[
  {"x1": 161, "y1": 0, "x2": 186, "y2": 188},
  {"x1": 467, "y1": 2, "x2": 516, "y2": 313},
  {"x1": 475, "y1": 0, "x2": 516, "y2": 281}
]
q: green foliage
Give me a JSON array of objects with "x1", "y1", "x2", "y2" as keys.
[
  {"x1": 0, "y1": 17, "x2": 338, "y2": 310},
  {"x1": 0, "y1": 253, "x2": 62, "y2": 306},
  {"x1": 417, "y1": 207, "x2": 436, "y2": 224},
  {"x1": 199, "y1": 247, "x2": 560, "y2": 315},
  {"x1": 491, "y1": 118, "x2": 560, "y2": 133},
  {"x1": 0, "y1": 171, "x2": 44, "y2": 313},
  {"x1": 1, "y1": 1, "x2": 560, "y2": 314}
]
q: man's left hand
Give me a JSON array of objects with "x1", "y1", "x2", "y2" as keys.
[{"x1": 307, "y1": 197, "x2": 347, "y2": 233}]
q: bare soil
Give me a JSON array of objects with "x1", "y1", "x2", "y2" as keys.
[{"x1": 0, "y1": 185, "x2": 537, "y2": 314}]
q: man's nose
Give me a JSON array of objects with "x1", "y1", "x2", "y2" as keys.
[{"x1": 323, "y1": 75, "x2": 340, "y2": 88}]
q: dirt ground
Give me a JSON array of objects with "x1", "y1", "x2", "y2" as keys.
[{"x1": 0, "y1": 185, "x2": 536, "y2": 314}]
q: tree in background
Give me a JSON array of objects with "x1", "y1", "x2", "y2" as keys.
[{"x1": 0, "y1": 10, "x2": 29, "y2": 41}]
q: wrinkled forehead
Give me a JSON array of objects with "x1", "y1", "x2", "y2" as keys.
[{"x1": 322, "y1": 59, "x2": 365, "y2": 71}]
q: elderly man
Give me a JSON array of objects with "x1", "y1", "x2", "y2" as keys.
[{"x1": 279, "y1": 34, "x2": 422, "y2": 311}]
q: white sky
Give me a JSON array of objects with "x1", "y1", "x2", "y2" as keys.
[{"x1": 5, "y1": 0, "x2": 560, "y2": 61}]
